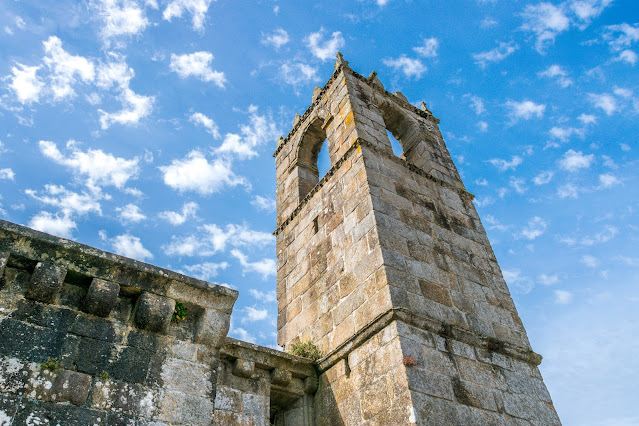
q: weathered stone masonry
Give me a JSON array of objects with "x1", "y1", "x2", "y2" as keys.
[
  {"x1": 0, "y1": 53, "x2": 560, "y2": 425},
  {"x1": 274, "y1": 54, "x2": 561, "y2": 424}
]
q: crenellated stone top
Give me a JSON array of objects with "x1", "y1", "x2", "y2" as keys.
[{"x1": 0, "y1": 219, "x2": 237, "y2": 346}]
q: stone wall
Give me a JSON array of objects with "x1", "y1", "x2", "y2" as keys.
[{"x1": 0, "y1": 220, "x2": 239, "y2": 425}]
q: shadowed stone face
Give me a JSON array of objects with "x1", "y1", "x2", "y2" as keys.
[{"x1": 134, "y1": 292, "x2": 175, "y2": 333}]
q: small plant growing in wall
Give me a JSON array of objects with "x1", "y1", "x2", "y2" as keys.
[
  {"x1": 289, "y1": 341, "x2": 323, "y2": 361},
  {"x1": 402, "y1": 355, "x2": 418, "y2": 367},
  {"x1": 172, "y1": 301, "x2": 187, "y2": 323},
  {"x1": 40, "y1": 357, "x2": 62, "y2": 372},
  {"x1": 99, "y1": 370, "x2": 110, "y2": 381}
]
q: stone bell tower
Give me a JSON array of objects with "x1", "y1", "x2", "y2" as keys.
[{"x1": 274, "y1": 54, "x2": 560, "y2": 425}]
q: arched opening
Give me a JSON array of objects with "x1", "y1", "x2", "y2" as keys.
[
  {"x1": 377, "y1": 98, "x2": 424, "y2": 165},
  {"x1": 386, "y1": 129, "x2": 403, "y2": 157},
  {"x1": 296, "y1": 118, "x2": 329, "y2": 199}
]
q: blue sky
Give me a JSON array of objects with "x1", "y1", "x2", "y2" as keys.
[{"x1": 1, "y1": 0, "x2": 638, "y2": 423}]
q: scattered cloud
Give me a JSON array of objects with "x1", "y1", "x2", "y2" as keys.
[
  {"x1": 588, "y1": 92, "x2": 618, "y2": 115},
  {"x1": 519, "y1": 216, "x2": 547, "y2": 240},
  {"x1": 581, "y1": 254, "x2": 599, "y2": 268},
  {"x1": 577, "y1": 113, "x2": 597, "y2": 125},
  {"x1": 598, "y1": 173, "x2": 621, "y2": 189},
  {"x1": 189, "y1": 112, "x2": 220, "y2": 138},
  {"x1": 162, "y1": 223, "x2": 273, "y2": 256},
  {"x1": 159, "y1": 202, "x2": 198, "y2": 225},
  {"x1": 557, "y1": 183, "x2": 580, "y2": 199},
  {"x1": 488, "y1": 155, "x2": 523, "y2": 171},
  {"x1": 477, "y1": 121, "x2": 489, "y2": 132},
  {"x1": 413, "y1": 37, "x2": 439, "y2": 58},
  {"x1": 279, "y1": 62, "x2": 319, "y2": 87},
  {"x1": 249, "y1": 289, "x2": 276, "y2": 303},
  {"x1": 251, "y1": 195, "x2": 276, "y2": 212},
  {"x1": 614, "y1": 49, "x2": 637, "y2": 66},
  {"x1": 170, "y1": 51, "x2": 226, "y2": 87},
  {"x1": 602, "y1": 22, "x2": 639, "y2": 53},
  {"x1": 242, "y1": 305, "x2": 269, "y2": 323},
  {"x1": 111, "y1": 233, "x2": 153, "y2": 261},
  {"x1": 231, "y1": 249, "x2": 276, "y2": 279},
  {"x1": 98, "y1": 87, "x2": 154, "y2": 129},
  {"x1": 538, "y1": 64, "x2": 573, "y2": 87},
  {"x1": 8, "y1": 64, "x2": 44, "y2": 104},
  {"x1": 42, "y1": 36, "x2": 95, "y2": 101},
  {"x1": 116, "y1": 203, "x2": 146, "y2": 223},
  {"x1": 0, "y1": 168, "x2": 15, "y2": 180},
  {"x1": 383, "y1": 56, "x2": 427, "y2": 79},
  {"x1": 216, "y1": 105, "x2": 280, "y2": 159},
  {"x1": 558, "y1": 149, "x2": 594, "y2": 171},
  {"x1": 26, "y1": 184, "x2": 102, "y2": 217},
  {"x1": 539, "y1": 273, "x2": 560, "y2": 285},
  {"x1": 533, "y1": 170, "x2": 554, "y2": 185},
  {"x1": 39, "y1": 140, "x2": 140, "y2": 190},
  {"x1": 520, "y1": 2, "x2": 571, "y2": 54},
  {"x1": 481, "y1": 17, "x2": 499, "y2": 28},
  {"x1": 305, "y1": 28, "x2": 345, "y2": 62},
  {"x1": 472, "y1": 41, "x2": 519, "y2": 68},
  {"x1": 549, "y1": 126, "x2": 584, "y2": 143},
  {"x1": 510, "y1": 176, "x2": 527, "y2": 194},
  {"x1": 94, "y1": 0, "x2": 150, "y2": 46},
  {"x1": 261, "y1": 28, "x2": 290, "y2": 50},
  {"x1": 163, "y1": 0, "x2": 215, "y2": 31},
  {"x1": 465, "y1": 94, "x2": 486, "y2": 115},
  {"x1": 183, "y1": 261, "x2": 228, "y2": 281},
  {"x1": 160, "y1": 150, "x2": 248, "y2": 195},
  {"x1": 554, "y1": 289, "x2": 573, "y2": 304},
  {"x1": 506, "y1": 100, "x2": 546, "y2": 122},
  {"x1": 28, "y1": 211, "x2": 76, "y2": 238}
]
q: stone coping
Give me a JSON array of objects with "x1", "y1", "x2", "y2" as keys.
[
  {"x1": 0, "y1": 219, "x2": 237, "y2": 310},
  {"x1": 221, "y1": 337, "x2": 316, "y2": 379},
  {"x1": 316, "y1": 307, "x2": 543, "y2": 374}
]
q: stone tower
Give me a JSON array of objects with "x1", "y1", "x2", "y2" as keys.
[{"x1": 274, "y1": 54, "x2": 560, "y2": 425}]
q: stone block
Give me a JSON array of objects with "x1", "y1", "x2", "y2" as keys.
[
  {"x1": 271, "y1": 367, "x2": 292, "y2": 386},
  {"x1": 25, "y1": 262, "x2": 67, "y2": 304},
  {"x1": 75, "y1": 337, "x2": 112, "y2": 375},
  {"x1": 232, "y1": 358, "x2": 255, "y2": 378},
  {"x1": 83, "y1": 278, "x2": 120, "y2": 317},
  {"x1": 134, "y1": 292, "x2": 175, "y2": 333},
  {"x1": 195, "y1": 308, "x2": 231, "y2": 348},
  {"x1": 50, "y1": 370, "x2": 92, "y2": 405},
  {"x1": 109, "y1": 346, "x2": 152, "y2": 383},
  {"x1": 13, "y1": 399, "x2": 105, "y2": 425}
]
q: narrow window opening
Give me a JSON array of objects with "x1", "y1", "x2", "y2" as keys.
[
  {"x1": 317, "y1": 139, "x2": 330, "y2": 180},
  {"x1": 313, "y1": 216, "x2": 319, "y2": 234},
  {"x1": 386, "y1": 129, "x2": 403, "y2": 157}
]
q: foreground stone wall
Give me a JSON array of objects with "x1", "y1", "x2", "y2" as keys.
[{"x1": 0, "y1": 220, "x2": 238, "y2": 425}]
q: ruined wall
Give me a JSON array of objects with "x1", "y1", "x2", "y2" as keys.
[{"x1": 0, "y1": 220, "x2": 238, "y2": 425}]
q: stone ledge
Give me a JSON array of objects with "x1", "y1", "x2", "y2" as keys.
[{"x1": 316, "y1": 308, "x2": 542, "y2": 374}]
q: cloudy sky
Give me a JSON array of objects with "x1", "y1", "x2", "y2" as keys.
[{"x1": 1, "y1": 0, "x2": 637, "y2": 423}]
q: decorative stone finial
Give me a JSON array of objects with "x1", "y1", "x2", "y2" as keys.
[
  {"x1": 335, "y1": 52, "x2": 349, "y2": 69},
  {"x1": 312, "y1": 86, "x2": 322, "y2": 103},
  {"x1": 420, "y1": 101, "x2": 429, "y2": 111}
]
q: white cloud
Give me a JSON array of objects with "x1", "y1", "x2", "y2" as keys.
[
  {"x1": 603, "y1": 23, "x2": 639, "y2": 52},
  {"x1": 242, "y1": 305, "x2": 269, "y2": 323},
  {"x1": 580, "y1": 225, "x2": 618, "y2": 246},
  {"x1": 559, "y1": 149, "x2": 594, "y2": 171},
  {"x1": 465, "y1": 94, "x2": 486, "y2": 115},
  {"x1": 502, "y1": 269, "x2": 534, "y2": 293},
  {"x1": 217, "y1": 105, "x2": 280, "y2": 159},
  {"x1": 506, "y1": 100, "x2": 546, "y2": 121},
  {"x1": 251, "y1": 195, "x2": 276, "y2": 212},
  {"x1": 477, "y1": 121, "x2": 488, "y2": 132},
  {"x1": 620, "y1": 143, "x2": 631, "y2": 152},
  {"x1": 570, "y1": 0, "x2": 613, "y2": 26},
  {"x1": 39, "y1": 140, "x2": 140, "y2": 190},
  {"x1": 488, "y1": 155, "x2": 523, "y2": 171},
  {"x1": 520, "y1": 2, "x2": 570, "y2": 54},
  {"x1": 169, "y1": 52, "x2": 226, "y2": 87},
  {"x1": 189, "y1": 112, "x2": 220, "y2": 138},
  {"x1": 539, "y1": 273, "x2": 560, "y2": 285},
  {"x1": 472, "y1": 41, "x2": 518, "y2": 68},
  {"x1": 480, "y1": 17, "x2": 499, "y2": 28},
  {"x1": 577, "y1": 113, "x2": 597, "y2": 125},
  {"x1": 613, "y1": 86, "x2": 633, "y2": 99},
  {"x1": 413, "y1": 37, "x2": 439, "y2": 58},
  {"x1": 305, "y1": 28, "x2": 345, "y2": 62},
  {"x1": 183, "y1": 261, "x2": 228, "y2": 280},
  {"x1": 163, "y1": 223, "x2": 273, "y2": 257},
  {"x1": 163, "y1": 0, "x2": 215, "y2": 31},
  {"x1": 95, "y1": 0, "x2": 149, "y2": 45},
  {"x1": 0, "y1": 168, "x2": 15, "y2": 180},
  {"x1": 557, "y1": 183, "x2": 580, "y2": 199},
  {"x1": 111, "y1": 233, "x2": 153, "y2": 261},
  {"x1": 42, "y1": 36, "x2": 95, "y2": 101},
  {"x1": 615, "y1": 49, "x2": 638, "y2": 66},
  {"x1": 231, "y1": 249, "x2": 276, "y2": 279},
  {"x1": 162, "y1": 234, "x2": 204, "y2": 256},
  {"x1": 549, "y1": 126, "x2": 584, "y2": 142},
  {"x1": 116, "y1": 203, "x2": 146, "y2": 223},
  {"x1": 96, "y1": 59, "x2": 134, "y2": 90},
  {"x1": 509, "y1": 177, "x2": 527, "y2": 194},
  {"x1": 598, "y1": 173, "x2": 621, "y2": 188},
  {"x1": 98, "y1": 87, "x2": 154, "y2": 129},
  {"x1": 519, "y1": 216, "x2": 547, "y2": 240},
  {"x1": 533, "y1": 170, "x2": 554, "y2": 185},
  {"x1": 249, "y1": 289, "x2": 276, "y2": 303},
  {"x1": 383, "y1": 56, "x2": 427, "y2": 79},
  {"x1": 588, "y1": 92, "x2": 618, "y2": 115},
  {"x1": 279, "y1": 62, "x2": 319, "y2": 87},
  {"x1": 261, "y1": 28, "x2": 290, "y2": 50},
  {"x1": 160, "y1": 150, "x2": 247, "y2": 194},
  {"x1": 8, "y1": 64, "x2": 44, "y2": 104},
  {"x1": 26, "y1": 184, "x2": 102, "y2": 216},
  {"x1": 29, "y1": 211, "x2": 77, "y2": 238},
  {"x1": 159, "y1": 202, "x2": 198, "y2": 225},
  {"x1": 554, "y1": 289, "x2": 573, "y2": 304},
  {"x1": 581, "y1": 254, "x2": 599, "y2": 268},
  {"x1": 484, "y1": 214, "x2": 509, "y2": 231},
  {"x1": 538, "y1": 64, "x2": 573, "y2": 87}
]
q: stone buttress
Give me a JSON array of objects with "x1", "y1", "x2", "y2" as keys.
[{"x1": 274, "y1": 54, "x2": 561, "y2": 425}]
